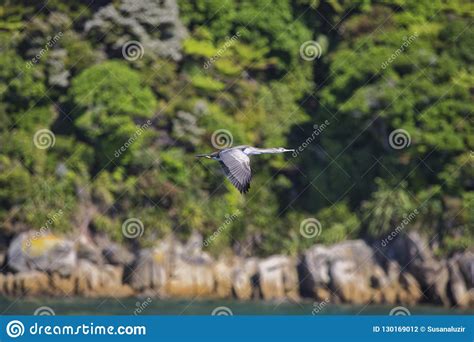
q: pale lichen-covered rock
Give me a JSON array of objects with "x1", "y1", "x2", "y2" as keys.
[
  {"x1": 165, "y1": 258, "x2": 215, "y2": 298},
  {"x1": 258, "y1": 255, "x2": 299, "y2": 301},
  {"x1": 300, "y1": 240, "x2": 377, "y2": 304},
  {"x1": 77, "y1": 237, "x2": 103, "y2": 264},
  {"x1": 126, "y1": 235, "x2": 215, "y2": 298},
  {"x1": 102, "y1": 242, "x2": 134, "y2": 266},
  {"x1": 164, "y1": 234, "x2": 215, "y2": 298},
  {"x1": 126, "y1": 249, "x2": 168, "y2": 294},
  {"x1": 213, "y1": 259, "x2": 233, "y2": 298},
  {"x1": 298, "y1": 245, "x2": 331, "y2": 298},
  {"x1": 7, "y1": 232, "x2": 77, "y2": 276},
  {"x1": 74, "y1": 260, "x2": 134, "y2": 298},
  {"x1": 232, "y1": 257, "x2": 259, "y2": 300}
]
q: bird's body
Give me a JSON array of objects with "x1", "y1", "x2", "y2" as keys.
[{"x1": 196, "y1": 145, "x2": 294, "y2": 193}]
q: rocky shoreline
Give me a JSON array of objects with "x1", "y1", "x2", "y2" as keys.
[{"x1": 0, "y1": 231, "x2": 472, "y2": 308}]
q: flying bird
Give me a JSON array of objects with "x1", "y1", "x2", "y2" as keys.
[{"x1": 196, "y1": 145, "x2": 295, "y2": 193}]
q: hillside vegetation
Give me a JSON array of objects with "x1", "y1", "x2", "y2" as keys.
[{"x1": 0, "y1": 0, "x2": 472, "y2": 257}]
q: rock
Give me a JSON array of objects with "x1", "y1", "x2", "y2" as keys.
[
  {"x1": 456, "y1": 251, "x2": 473, "y2": 288},
  {"x1": 74, "y1": 260, "x2": 133, "y2": 297},
  {"x1": 184, "y1": 232, "x2": 205, "y2": 260},
  {"x1": 102, "y1": 243, "x2": 134, "y2": 266},
  {"x1": 50, "y1": 272, "x2": 75, "y2": 295},
  {"x1": 379, "y1": 261, "x2": 422, "y2": 305},
  {"x1": 1, "y1": 273, "x2": 16, "y2": 296},
  {"x1": 0, "y1": 250, "x2": 5, "y2": 268},
  {"x1": 213, "y1": 259, "x2": 233, "y2": 298},
  {"x1": 387, "y1": 232, "x2": 450, "y2": 306},
  {"x1": 126, "y1": 235, "x2": 216, "y2": 298},
  {"x1": 165, "y1": 258, "x2": 214, "y2": 298},
  {"x1": 386, "y1": 231, "x2": 433, "y2": 266},
  {"x1": 415, "y1": 259, "x2": 450, "y2": 306},
  {"x1": 300, "y1": 240, "x2": 377, "y2": 304},
  {"x1": 16, "y1": 271, "x2": 51, "y2": 296},
  {"x1": 299, "y1": 245, "x2": 331, "y2": 298},
  {"x1": 7, "y1": 232, "x2": 77, "y2": 276},
  {"x1": 330, "y1": 257, "x2": 373, "y2": 304},
  {"x1": 77, "y1": 238, "x2": 103, "y2": 264},
  {"x1": 448, "y1": 258, "x2": 471, "y2": 308},
  {"x1": 165, "y1": 234, "x2": 215, "y2": 298},
  {"x1": 380, "y1": 261, "x2": 402, "y2": 304},
  {"x1": 126, "y1": 249, "x2": 167, "y2": 294},
  {"x1": 258, "y1": 255, "x2": 299, "y2": 301},
  {"x1": 0, "y1": 262, "x2": 133, "y2": 298},
  {"x1": 398, "y1": 271, "x2": 422, "y2": 305},
  {"x1": 75, "y1": 260, "x2": 102, "y2": 295},
  {"x1": 232, "y1": 258, "x2": 259, "y2": 300}
]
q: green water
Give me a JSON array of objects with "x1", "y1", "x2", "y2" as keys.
[{"x1": 1, "y1": 297, "x2": 472, "y2": 315}]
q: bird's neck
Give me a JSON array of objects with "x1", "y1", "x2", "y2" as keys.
[{"x1": 245, "y1": 148, "x2": 279, "y2": 155}]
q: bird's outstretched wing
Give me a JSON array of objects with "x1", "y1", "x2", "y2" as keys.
[{"x1": 219, "y1": 148, "x2": 252, "y2": 193}]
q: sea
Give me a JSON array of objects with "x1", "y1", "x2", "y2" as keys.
[{"x1": 1, "y1": 297, "x2": 472, "y2": 315}]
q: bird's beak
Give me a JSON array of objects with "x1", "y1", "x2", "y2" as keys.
[
  {"x1": 284, "y1": 148, "x2": 295, "y2": 152},
  {"x1": 196, "y1": 154, "x2": 212, "y2": 159}
]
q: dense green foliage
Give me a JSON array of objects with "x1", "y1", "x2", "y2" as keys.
[{"x1": 0, "y1": 0, "x2": 472, "y2": 256}]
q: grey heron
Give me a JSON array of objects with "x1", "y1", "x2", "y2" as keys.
[{"x1": 196, "y1": 145, "x2": 295, "y2": 193}]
